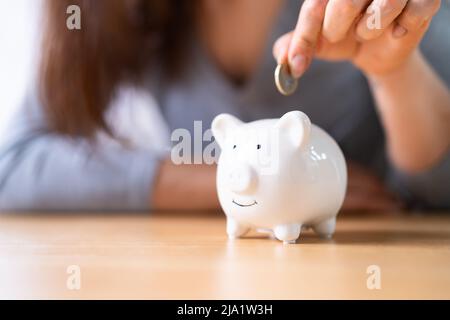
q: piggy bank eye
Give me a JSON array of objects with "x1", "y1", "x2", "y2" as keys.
[
  {"x1": 257, "y1": 144, "x2": 261, "y2": 150},
  {"x1": 233, "y1": 145, "x2": 237, "y2": 150}
]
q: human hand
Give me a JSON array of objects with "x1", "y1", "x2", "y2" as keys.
[
  {"x1": 273, "y1": 0, "x2": 441, "y2": 77},
  {"x1": 342, "y1": 162, "x2": 404, "y2": 212}
]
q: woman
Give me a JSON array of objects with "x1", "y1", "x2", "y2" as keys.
[{"x1": 0, "y1": 0, "x2": 449, "y2": 211}]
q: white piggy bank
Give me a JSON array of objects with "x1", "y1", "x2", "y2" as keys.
[{"x1": 211, "y1": 111, "x2": 347, "y2": 244}]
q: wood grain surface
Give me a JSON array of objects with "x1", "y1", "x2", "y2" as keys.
[{"x1": 0, "y1": 211, "x2": 449, "y2": 299}]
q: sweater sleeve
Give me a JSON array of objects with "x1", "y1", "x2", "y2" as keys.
[
  {"x1": 385, "y1": 6, "x2": 450, "y2": 210},
  {"x1": 387, "y1": 151, "x2": 450, "y2": 210},
  {"x1": 0, "y1": 86, "x2": 167, "y2": 212}
]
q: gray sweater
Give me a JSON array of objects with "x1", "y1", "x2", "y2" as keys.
[{"x1": 1, "y1": 0, "x2": 449, "y2": 211}]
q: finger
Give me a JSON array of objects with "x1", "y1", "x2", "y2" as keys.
[
  {"x1": 343, "y1": 188, "x2": 404, "y2": 211},
  {"x1": 273, "y1": 32, "x2": 293, "y2": 64},
  {"x1": 316, "y1": 30, "x2": 359, "y2": 60},
  {"x1": 288, "y1": 0, "x2": 329, "y2": 78},
  {"x1": 393, "y1": 0, "x2": 441, "y2": 38},
  {"x1": 343, "y1": 196, "x2": 402, "y2": 211},
  {"x1": 347, "y1": 176, "x2": 390, "y2": 193},
  {"x1": 356, "y1": 0, "x2": 408, "y2": 40},
  {"x1": 323, "y1": 0, "x2": 371, "y2": 43},
  {"x1": 375, "y1": 20, "x2": 430, "y2": 64},
  {"x1": 342, "y1": 199, "x2": 403, "y2": 212}
]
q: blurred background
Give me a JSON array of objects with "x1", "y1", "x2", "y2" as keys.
[{"x1": 0, "y1": 0, "x2": 40, "y2": 138}]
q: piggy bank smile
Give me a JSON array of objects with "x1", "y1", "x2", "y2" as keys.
[{"x1": 232, "y1": 199, "x2": 258, "y2": 207}]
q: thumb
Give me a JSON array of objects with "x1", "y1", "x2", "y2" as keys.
[{"x1": 273, "y1": 32, "x2": 293, "y2": 65}]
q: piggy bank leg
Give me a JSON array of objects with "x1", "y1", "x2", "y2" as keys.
[
  {"x1": 274, "y1": 224, "x2": 301, "y2": 244},
  {"x1": 313, "y1": 217, "x2": 336, "y2": 239},
  {"x1": 226, "y1": 218, "x2": 249, "y2": 239}
]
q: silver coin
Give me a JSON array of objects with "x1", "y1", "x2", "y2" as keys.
[{"x1": 274, "y1": 63, "x2": 298, "y2": 96}]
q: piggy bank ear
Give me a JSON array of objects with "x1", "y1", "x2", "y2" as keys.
[
  {"x1": 211, "y1": 114, "x2": 243, "y2": 147},
  {"x1": 276, "y1": 111, "x2": 311, "y2": 149}
]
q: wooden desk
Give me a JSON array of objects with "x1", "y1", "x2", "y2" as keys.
[{"x1": 0, "y1": 212, "x2": 449, "y2": 299}]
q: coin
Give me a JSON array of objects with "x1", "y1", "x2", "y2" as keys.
[{"x1": 274, "y1": 63, "x2": 298, "y2": 96}]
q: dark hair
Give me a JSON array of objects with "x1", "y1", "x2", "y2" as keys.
[{"x1": 39, "y1": 0, "x2": 194, "y2": 137}]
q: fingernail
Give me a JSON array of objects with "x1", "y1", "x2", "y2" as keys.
[
  {"x1": 289, "y1": 54, "x2": 307, "y2": 78},
  {"x1": 393, "y1": 25, "x2": 407, "y2": 38},
  {"x1": 276, "y1": 54, "x2": 286, "y2": 65}
]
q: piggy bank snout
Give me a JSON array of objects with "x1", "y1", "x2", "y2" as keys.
[{"x1": 226, "y1": 164, "x2": 257, "y2": 194}]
